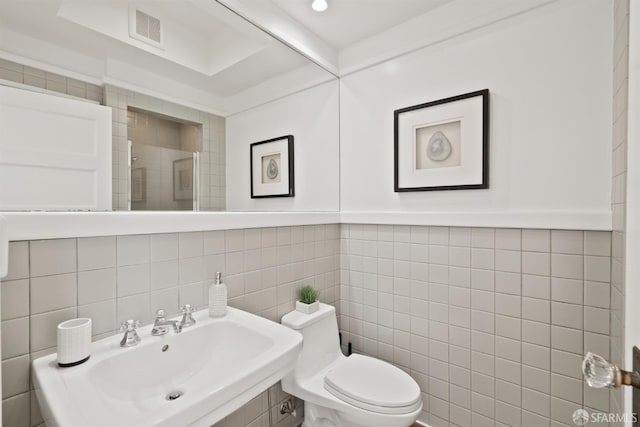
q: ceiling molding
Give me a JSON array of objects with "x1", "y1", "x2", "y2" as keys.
[
  {"x1": 212, "y1": 0, "x2": 559, "y2": 79},
  {"x1": 58, "y1": 0, "x2": 270, "y2": 77},
  {"x1": 103, "y1": 58, "x2": 226, "y2": 116},
  {"x1": 338, "y1": 0, "x2": 559, "y2": 76},
  {"x1": 0, "y1": 0, "x2": 325, "y2": 110},
  {"x1": 224, "y1": 63, "x2": 335, "y2": 116},
  {"x1": 102, "y1": 76, "x2": 227, "y2": 118},
  {"x1": 0, "y1": 29, "x2": 105, "y2": 85},
  {"x1": 215, "y1": 0, "x2": 339, "y2": 76}
]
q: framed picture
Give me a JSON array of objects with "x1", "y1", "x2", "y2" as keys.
[
  {"x1": 131, "y1": 167, "x2": 146, "y2": 202},
  {"x1": 394, "y1": 89, "x2": 489, "y2": 192},
  {"x1": 173, "y1": 157, "x2": 193, "y2": 201},
  {"x1": 250, "y1": 135, "x2": 294, "y2": 198}
]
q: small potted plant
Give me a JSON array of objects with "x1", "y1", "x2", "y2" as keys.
[{"x1": 296, "y1": 285, "x2": 320, "y2": 314}]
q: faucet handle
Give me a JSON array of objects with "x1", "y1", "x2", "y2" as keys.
[
  {"x1": 119, "y1": 319, "x2": 139, "y2": 332},
  {"x1": 155, "y1": 309, "x2": 166, "y2": 320},
  {"x1": 180, "y1": 304, "x2": 196, "y2": 328},
  {"x1": 119, "y1": 320, "x2": 141, "y2": 347}
]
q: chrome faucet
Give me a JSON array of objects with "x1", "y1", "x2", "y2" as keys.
[
  {"x1": 151, "y1": 309, "x2": 182, "y2": 336},
  {"x1": 180, "y1": 304, "x2": 196, "y2": 328},
  {"x1": 119, "y1": 320, "x2": 141, "y2": 347}
]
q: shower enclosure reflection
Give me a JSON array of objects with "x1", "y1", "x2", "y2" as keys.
[
  {"x1": 129, "y1": 143, "x2": 198, "y2": 211},
  {"x1": 127, "y1": 109, "x2": 200, "y2": 211}
]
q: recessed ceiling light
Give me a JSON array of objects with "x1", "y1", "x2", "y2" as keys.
[{"x1": 312, "y1": 0, "x2": 327, "y2": 12}]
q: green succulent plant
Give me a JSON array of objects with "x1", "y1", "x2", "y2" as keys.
[{"x1": 298, "y1": 285, "x2": 319, "y2": 304}]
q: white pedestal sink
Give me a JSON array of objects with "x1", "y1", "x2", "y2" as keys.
[{"x1": 32, "y1": 307, "x2": 303, "y2": 427}]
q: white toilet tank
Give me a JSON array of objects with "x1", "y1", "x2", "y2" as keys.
[{"x1": 281, "y1": 303, "x2": 343, "y2": 380}]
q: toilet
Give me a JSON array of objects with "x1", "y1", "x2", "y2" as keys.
[{"x1": 281, "y1": 303, "x2": 423, "y2": 427}]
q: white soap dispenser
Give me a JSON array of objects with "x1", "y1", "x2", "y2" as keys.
[{"x1": 209, "y1": 271, "x2": 227, "y2": 317}]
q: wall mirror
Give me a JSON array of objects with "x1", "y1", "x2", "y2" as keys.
[{"x1": 0, "y1": 0, "x2": 339, "y2": 212}]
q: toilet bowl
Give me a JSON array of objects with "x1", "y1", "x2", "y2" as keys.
[{"x1": 281, "y1": 303, "x2": 422, "y2": 427}]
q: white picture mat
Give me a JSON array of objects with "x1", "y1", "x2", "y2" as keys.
[
  {"x1": 252, "y1": 138, "x2": 290, "y2": 196},
  {"x1": 397, "y1": 96, "x2": 484, "y2": 188}
]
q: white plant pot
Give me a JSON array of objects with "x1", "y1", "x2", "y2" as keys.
[{"x1": 296, "y1": 300, "x2": 319, "y2": 314}]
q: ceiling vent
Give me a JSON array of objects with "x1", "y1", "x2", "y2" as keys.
[{"x1": 129, "y1": 7, "x2": 164, "y2": 49}]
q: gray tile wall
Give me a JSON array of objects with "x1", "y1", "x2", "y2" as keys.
[
  {"x1": 610, "y1": 0, "x2": 629, "y2": 422},
  {"x1": 0, "y1": 58, "x2": 102, "y2": 103},
  {"x1": 339, "y1": 225, "x2": 612, "y2": 427},
  {"x1": 1, "y1": 224, "x2": 340, "y2": 427}
]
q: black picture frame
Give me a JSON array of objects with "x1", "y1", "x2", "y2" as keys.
[
  {"x1": 250, "y1": 135, "x2": 295, "y2": 198},
  {"x1": 394, "y1": 89, "x2": 490, "y2": 192}
]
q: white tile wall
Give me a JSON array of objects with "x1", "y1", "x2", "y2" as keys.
[
  {"x1": 1, "y1": 224, "x2": 340, "y2": 427},
  {"x1": 29, "y1": 240, "x2": 76, "y2": 277},
  {"x1": 340, "y1": 225, "x2": 612, "y2": 427},
  {"x1": 77, "y1": 237, "x2": 116, "y2": 271}
]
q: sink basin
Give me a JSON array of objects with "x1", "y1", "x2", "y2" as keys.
[{"x1": 32, "y1": 307, "x2": 302, "y2": 427}]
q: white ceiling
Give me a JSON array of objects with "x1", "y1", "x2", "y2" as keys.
[
  {"x1": 269, "y1": 0, "x2": 452, "y2": 49},
  {"x1": 0, "y1": 0, "x2": 557, "y2": 113},
  {"x1": 0, "y1": 0, "x2": 316, "y2": 100}
]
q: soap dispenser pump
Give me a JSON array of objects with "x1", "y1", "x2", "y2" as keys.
[{"x1": 209, "y1": 272, "x2": 227, "y2": 317}]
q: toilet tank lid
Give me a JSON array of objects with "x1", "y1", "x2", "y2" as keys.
[{"x1": 281, "y1": 303, "x2": 335, "y2": 330}]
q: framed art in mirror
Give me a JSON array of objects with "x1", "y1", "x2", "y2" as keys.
[
  {"x1": 131, "y1": 168, "x2": 147, "y2": 203},
  {"x1": 250, "y1": 135, "x2": 294, "y2": 198},
  {"x1": 394, "y1": 89, "x2": 489, "y2": 192},
  {"x1": 173, "y1": 157, "x2": 194, "y2": 201}
]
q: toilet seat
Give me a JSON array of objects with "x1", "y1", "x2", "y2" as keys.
[{"x1": 323, "y1": 354, "x2": 422, "y2": 415}]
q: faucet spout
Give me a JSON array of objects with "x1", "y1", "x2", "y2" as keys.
[{"x1": 151, "y1": 309, "x2": 182, "y2": 336}]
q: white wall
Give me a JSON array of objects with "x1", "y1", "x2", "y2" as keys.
[
  {"x1": 226, "y1": 80, "x2": 340, "y2": 211},
  {"x1": 340, "y1": 1, "x2": 612, "y2": 225},
  {"x1": 625, "y1": 0, "x2": 639, "y2": 412},
  {"x1": 0, "y1": 214, "x2": 4, "y2": 421}
]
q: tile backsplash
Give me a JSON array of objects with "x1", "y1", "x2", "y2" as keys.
[
  {"x1": 1, "y1": 225, "x2": 340, "y2": 427},
  {"x1": 0, "y1": 58, "x2": 102, "y2": 103},
  {"x1": 338, "y1": 225, "x2": 612, "y2": 427},
  {"x1": 0, "y1": 223, "x2": 613, "y2": 427}
]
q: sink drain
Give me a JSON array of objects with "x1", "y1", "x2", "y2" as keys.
[{"x1": 166, "y1": 391, "x2": 183, "y2": 401}]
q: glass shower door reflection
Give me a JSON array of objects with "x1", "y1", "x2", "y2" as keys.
[{"x1": 129, "y1": 142, "x2": 198, "y2": 211}]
